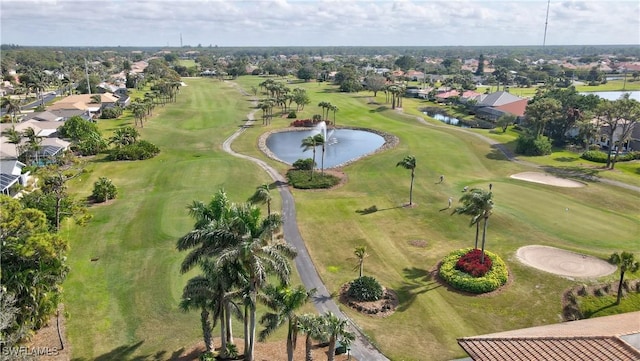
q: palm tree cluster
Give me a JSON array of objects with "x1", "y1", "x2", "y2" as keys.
[
  {"x1": 177, "y1": 189, "x2": 356, "y2": 361},
  {"x1": 301, "y1": 134, "x2": 326, "y2": 177},
  {"x1": 177, "y1": 189, "x2": 299, "y2": 360},
  {"x1": 452, "y1": 188, "x2": 494, "y2": 264}
]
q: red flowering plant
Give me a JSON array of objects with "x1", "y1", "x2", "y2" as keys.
[{"x1": 455, "y1": 249, "x2": 493, "y2": 277}]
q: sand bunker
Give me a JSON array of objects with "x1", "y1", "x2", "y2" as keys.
[
  {"x1": 510, "y1": 172, "x2": 585, "y2": 188},
  {"x1": 517, "y1": 245, "x2": 616, "y2": 279}
]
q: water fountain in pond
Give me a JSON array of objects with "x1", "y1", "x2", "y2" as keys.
[{"x1": 313, "y1": 121, "x2": 337, "y2": 145}]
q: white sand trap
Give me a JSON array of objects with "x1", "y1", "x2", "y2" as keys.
[
  {"x1": 517, "y1": 245, "x2": 616, "y2": 279},
  {"x1": 510, "y1": 172, "x2": 585, "y2": 188},
  {"x1": 511, "y1": 172, "x2": 584, "y2": 188}
]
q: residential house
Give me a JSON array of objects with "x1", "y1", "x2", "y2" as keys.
[
  {"x1": 0, "y1": 159, "x2": 28, "y2": 196},
  {"x1": 47, "y1": 93, "x2": 120, "y2": 118},
  {"x1": 473, "y1": 91, "x2": 528, "y2": 121},
  {"x1": 458, "y1": 311, "x2": 640, "y2": 360}
]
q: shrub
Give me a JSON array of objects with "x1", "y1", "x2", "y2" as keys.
[
  {"x1": 348, "y1": 276, "x2": 383, "y2": 302},
  {"x1": 289, "y1": 119, "x2": 324, "y2": 127},
  {"x1": 456, "y1": 249, "x2": 493, "y2": 277},
  {"x1": 286, "y1": 169, "x2": 339, "y2": 189},
  {"x1": 439, "y1": 248, "x2": 508, "y2": 294},
  {"x1": 292, "y1": 158, "x2": 315, "y2": 170},
  {"x1": 287, "y1": 111, "x2": 297, "y2": 119},
  {"x1": 107, "y1": 140, "x2": 160, "y2": 160},
  {"x1": 581, "y1": 150, "x2": 608, "y2": 163},
  {"x1": 515, "y1": 135, "x2": 552, "y2": 156},
  {"x1": 100, "y1": 107, "x2": 123, "y2": 119},
  {"x1": 199, "y1": 351, "x2": 214, "y2": 361},
  {"x1": 91, "y1": 177, "x2": 117, "y2": 202}
]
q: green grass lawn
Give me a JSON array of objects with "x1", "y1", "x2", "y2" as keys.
[{"x1": 62, "y1": 77, "x2": 640, "y2": 361}]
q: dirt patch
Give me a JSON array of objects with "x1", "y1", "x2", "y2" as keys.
[
  {"x1": 339, "y1": 283, "x2": 399, "y2": 318},
  {"x1": 174, "y1": 338, "x2": 354, "y2": 361},
  {"x1": 516, "y1": 245, "x2": 616, "y2": 279},
  {"x1": 510, "y1": 171, "x2": 585, "y2": 188},
  {"x1": 24, "y1": 305, "x2": 69, "y2": 361},
  {"x1": 409, "y1": 239, "x2": 428, "y2": 248}
]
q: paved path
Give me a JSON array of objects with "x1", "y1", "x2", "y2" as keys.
[{"x1": 223, "y1": 84, "x2": 390, "y2": 361}]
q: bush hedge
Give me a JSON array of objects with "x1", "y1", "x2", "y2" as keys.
[
  {"x1": 107, "y1": 140, "x2": 160, "y2": 161},
  {"x1": 581, "y1": 150, "x2": 640, "y2": 163},
  {"x1": 348, "y1": 276, "x2": 383, "y2": 302},
  {"x1": 439, "y1": 248, "x2": 508, "y2": 294},
  {"x1": 286, "y1": 169, "x2": 339, "y2": 189}
]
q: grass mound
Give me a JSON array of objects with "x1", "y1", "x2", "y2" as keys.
[
  {"x1": 439, "y1": 248, "x2": 508, "y2": 294},
  {"x1": 286, "y1": 169, "x2": 340, "y2": 189}
]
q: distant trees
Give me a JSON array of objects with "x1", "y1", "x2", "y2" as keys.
[{"x1": 364, "y1": 75, "x2": 387, "y2": 97}]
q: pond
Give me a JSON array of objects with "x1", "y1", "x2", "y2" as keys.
[
  {"x1": 265, "y1": 128, "x2": 386, "y2": 169},
  {"x1": 422, "y1": 108, "x2": 472, "y2": 128},
  {"x1": 580, "y1": 90, "x2": 640, "y2": 101}
]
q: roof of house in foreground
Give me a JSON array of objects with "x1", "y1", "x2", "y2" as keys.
[{"x1": 458, "y1": 311, "x2": 640, "y2": 361}]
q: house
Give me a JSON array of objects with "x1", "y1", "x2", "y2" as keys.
[
  {"x1": 458, "y1": 311, "x2": 640, "y2": 360},
  {"x1": 47, "y1": 93, "x2": 120, "y2": 116},
  {"x1": 0, "y1": 159, "x2": 28, "y2": 196},
  {"x1": 0, "y1": 118, "x2": 70, "y2": 160},
  {"x1": 473, "y1": 91, "x2": 528, "y2": 122}
]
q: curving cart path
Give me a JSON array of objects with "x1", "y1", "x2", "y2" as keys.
[{"x1": 222, "y1": 85, "x2": 390, "y2": 361}]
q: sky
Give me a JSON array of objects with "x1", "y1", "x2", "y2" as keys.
[{"x1": 1, "y1": 0, "x2": 639, "y2": 47}]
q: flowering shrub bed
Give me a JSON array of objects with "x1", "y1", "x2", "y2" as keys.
[
  {"x1": 439, "y1": 248, "x2": 508, "y2": 294},
  {"x1": 456, "y1": 249, "x2": 493, "y2": 277},
  {"x1": 289, "y1": 119, "x2": 331, "y2": 127}
]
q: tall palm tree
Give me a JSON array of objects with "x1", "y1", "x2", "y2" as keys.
[
  {"x1": 216, "y1": 207, "x2": 297, "y2": 361},
  {"x1": 609, "y1": 252, "x2": 640, "y2": 305},
  {"x1": 322, "y1": 312, "x2": 355, "y2": 361},
  {"x1": 248, "y1": 183, "x2": 273, "y2": 216},
  {"x1": 179, "y1": 268, "x2": 217, "y2": 354},
  {"x1": 259, "y1": 284, "x2": 313, "y2": 361},
  {"x1": 314, "y1": 134, "x2": 326, "y2": 175},
  {"x1": 301, "y1": 136, "x2": 319, "y2": 179},
  {"x1": 2, "y1": 127, "x2": 23, "y2": 157},
  {"x1": 458, "y1": 188, "x2": 495, "y2": 264},
  {"x1": 353, "y1": 246, "x2": 368, "y2": 278},
  {"x1": 396, "y1": 155, "x2": 416, "y2": 206},
  {"x1": 108, "y1": 126, "x2": 139, "y2": 147},
  {"x1": 329, "y1": 104, "x2": 339, "y2": 126},
  {"x1": 452, "y1": 189, "x2": 486, "y2": 249},
  {"x1": 298, "y1": 314, "x2": 327, "y2": 361},
  {"x1": 2, "y1": 97, "x2": 22, "y2": 124}
]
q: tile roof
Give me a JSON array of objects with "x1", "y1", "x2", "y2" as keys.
[
  {"x1": 458, "y1": 312, "x2": 640, "y2": 361},
  {"x1": 494, "y1": 99, "x2": 529, "y2": 117},
  {"x1": 458, "y1": 336, "x2": 640, "y2": 361}
]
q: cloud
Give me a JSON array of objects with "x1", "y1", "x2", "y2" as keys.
[{"x1": 1, "y1": 0, "x2": 638, "y2": 46}]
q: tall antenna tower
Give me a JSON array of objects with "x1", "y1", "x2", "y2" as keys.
[
  {"x1": 180, "y1": 33, "x2": 183, "y2": 47},
  {"x1": 543, "y1": 0, "x2": 551, "y2": 49}
]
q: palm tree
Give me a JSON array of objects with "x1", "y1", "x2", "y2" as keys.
[
  {"x1": 353, "y1": 246, "x2": 368, "y2": 278},
  {"x1": 215, "y1": 204, "x2": 297, "y2": 361},
  {"x1": 90, "y1": 94, "x2": 102, "y2": 104},
  {"x1": 2, "y1": 127, "x2": 23, "y2": 157},
  {"x1": 396, "y1": 155, "x2": 416, "y2": 206},
  {"x1": 1, "y1": 97, "x2": 22, "y2": 124},
  {"x1": 301, "y1": 136, "x2": 318, "y2": 179},
  {"x1": 22, "y1": 127, "x2": 42, "y2": 165},
  {"x1": 452, "y1": 189, "x2": 486, "y2": 249},
  {"x1": 179, "y1": 268, "x2": 217, "y2": 354},
  {"x1": 259, "y1": 285, "x2": 313, "y2": 361},
  {"x1": 108, "y1": 126, "x2": 139, "y2": 147},
  {"x1": 609, "y1": 252, "x2": 640, "y2": 305},
  {"x1": 248, "y1": 183, "x2": 273, "y2": 217},
  {"x1": 329, "y1": 104, "x2": 339, "y2": 126},
  {"x1": 322, "y1": 312, "x2": 355, "y2": 361},
  {"x1": 298, "y1": 314, "x2": 327, "y2": 361},
  {"x1": 314, "y1": 134, "x2": 326, "y2": 175},
  {"x1": 318, "y1": 101, "x2": 330, "y2": 121},
  {"x1": 470, "y1": 188, "x2": 494, "y2": 264}
]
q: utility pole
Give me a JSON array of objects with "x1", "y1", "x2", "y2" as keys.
[
  {"x1": 543, "y1": 0, "x2": 551, "y2": 49},
  {"x1": 85, "y1": 58, "x2": 91, "y2": 95}
]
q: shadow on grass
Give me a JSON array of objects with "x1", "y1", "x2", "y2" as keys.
[
  {"x1": 540, "y1": 165, "x2": 602, "y2": 183},
  {"x1": 583, "y1": 302, "x2": 618, "y2": 318},
  {"x1": 355, "y1": 205, "x2": 405, "y2": 215},
  {"x1": 396, "y1": 267, "x2": 441, "y2": 312},
  {"x1": 554, "y1": 156, "x2": 579, "y2": 162},
  {"x1": 369, "y1": 106, "x2": 389, "y2": 113},
  {"x1": 72, "y1": 340, "x2": 149, "y2": 361}
]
